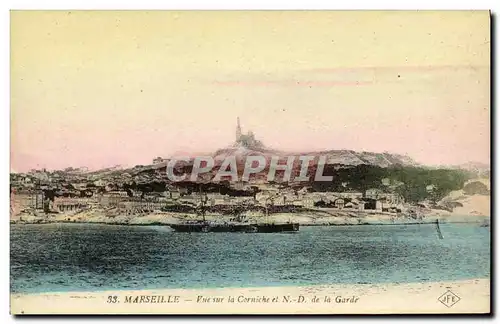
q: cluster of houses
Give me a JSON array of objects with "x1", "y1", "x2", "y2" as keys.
[
  {"x1": 11, "y1": 166, "x2": 407, "y2": 217},
  {"x1": 71, "y1": 187, "x2": 403, "y2": 214},
  {"x1": 11, "y1": 182, "x2": 406, "y2": 216},
  {"x1": 253, "y1": 188, "x2": 404, "y2": 212}
]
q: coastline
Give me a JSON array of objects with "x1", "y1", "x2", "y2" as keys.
[
  {"x1": 10, "y1": 209, "x2": 490, "y2": 227},
  {"x1": 11, "y1": 278, "x2": 490, "y2": 314},
  {"x1": 9, "y1": 219, "x2": 489, "y2": 227}
]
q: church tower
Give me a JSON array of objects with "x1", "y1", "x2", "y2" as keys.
[{"x1": 236, "y1": 117, "x2": 242, "y2": 141}]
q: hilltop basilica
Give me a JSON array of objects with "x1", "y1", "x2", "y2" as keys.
[{"x1": 234, "y1": 117, "x2": 264, "y2": 149}]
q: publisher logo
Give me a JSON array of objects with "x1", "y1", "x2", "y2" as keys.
[{"x1": 438, "y1": 290, "x2": 461, "y2": 308}]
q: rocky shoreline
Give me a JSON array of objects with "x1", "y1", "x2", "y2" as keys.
[{"x1": 10, "y1": 208, "x2": 489, "y2": 227}]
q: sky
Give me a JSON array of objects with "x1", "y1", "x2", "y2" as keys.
[{"x1": 10, "y1": 11, "x2": 490, "y2": 172}]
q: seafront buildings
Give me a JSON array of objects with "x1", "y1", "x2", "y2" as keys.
[
  {"x1": 11, "y1": 183, "x2": 407, "y2": 218},
  {"x1": 11, "y1": 167, "x2": 408, "y2": 219}
]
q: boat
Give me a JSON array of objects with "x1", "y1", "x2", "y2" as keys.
[
  {"x1": 169, "y1": 220, "x2": 299, "y2": 233},
  {"x1": 169, "y1": 186, "x2": 300, "y2": 233}
]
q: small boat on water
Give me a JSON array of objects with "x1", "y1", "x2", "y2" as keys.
[{"x1": 479, "y1": 219, "x2": 490, "y2": 227}]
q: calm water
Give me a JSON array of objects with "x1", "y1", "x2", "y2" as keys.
[{"x1": 10, "y1": 223, "x2": 490, "y2": 294}]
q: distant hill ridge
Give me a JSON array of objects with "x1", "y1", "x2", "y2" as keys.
[{"x1": 212, "y1": 143, "x2": 419, "y2": 168}]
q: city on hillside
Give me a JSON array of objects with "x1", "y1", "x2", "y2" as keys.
[{"x1": 10, "y1": 119, "x2": 490, "y2": 225}]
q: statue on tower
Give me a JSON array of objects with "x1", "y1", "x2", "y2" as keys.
[{"x1": 236, "y1": 117, "x2": 242, "y2": 142}]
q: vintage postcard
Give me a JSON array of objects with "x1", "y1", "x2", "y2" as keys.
[{"x1": 10, "y1": 10, "x2": 490, "y2": 315}]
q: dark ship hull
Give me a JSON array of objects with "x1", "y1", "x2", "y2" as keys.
[
  {"x1": 170, "y1": 221, "x2": 299, "y2": 233},
  {"x1": 252, "y1": 223, "x2": 300, "y2": 233}
]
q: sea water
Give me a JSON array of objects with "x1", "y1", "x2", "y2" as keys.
[{"x1": 10, "y1": 222, "x2": 490, "y2": 294}]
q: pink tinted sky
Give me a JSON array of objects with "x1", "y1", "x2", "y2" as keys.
[{"x1": 10, "y1": 11, "x2": 490, "y2": 172}]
